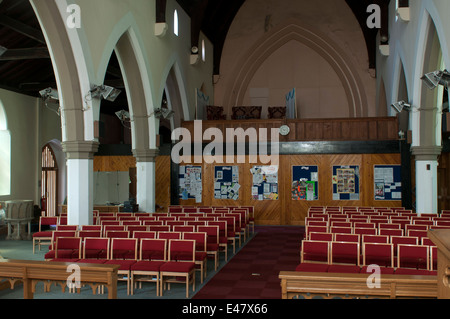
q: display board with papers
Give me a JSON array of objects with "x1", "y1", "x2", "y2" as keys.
[
  {"x1": 251, "y1": 165, "x2": 279, "y2": 201},
  {"x1": 179, "y1": 166, "x2": 202, "y2": 203},
  {"x1": 374, "y1": 165, "x2": 402, "y2": 201},
  {"x1": 214, "y1": 166, "x2": 240, "y2": 200}
]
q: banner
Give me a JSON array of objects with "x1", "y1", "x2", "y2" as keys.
[{"x1": 285, "y1": 88, "x2": 296, "y2": 119}]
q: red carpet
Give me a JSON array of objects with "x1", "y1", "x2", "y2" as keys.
[{"x1": 193, "y1": 226, "x2": 305, "y2": 299}]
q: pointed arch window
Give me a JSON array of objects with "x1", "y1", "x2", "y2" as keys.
[{"x1": 41, "y1": 144, "x2": 58, "y2": 217}]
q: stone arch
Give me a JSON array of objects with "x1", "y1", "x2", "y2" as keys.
[
  {"x1": 0, "y1": 100, "x2": 11, "y2": 196},
  {"x1": 222, "y1": 19, "x2": 368, "y2": 117}
]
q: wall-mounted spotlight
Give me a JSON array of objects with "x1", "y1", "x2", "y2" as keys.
[
  {"x1": 149, "y1": 108, "x2": 175, "y2": 119},
  {"x1": 39, "y1": 87, "x2": 59, "y2": 101},
  {"x1": 90, "y1": 85, "x2": 121, "y2": 102},
  {"x1": 39, "y1": 87, "x2": 60, "y2": 115},
  {"x1": 421, "y1": 70, "x2": 450, "y2": 90},
  {"x1": 391, "y1": 100, "x2": 411, "y2": 113},
  {"x1": 115, "y1": 109, "x2": 131, "y2": 129}
]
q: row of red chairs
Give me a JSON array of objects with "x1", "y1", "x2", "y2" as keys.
[
  {"x1": 47, "y1": 236, "x2": 203, "y2": 298},
  {"x1": 33, "y1": 217, "x2": 242, "y2": 255},
  {"x1": 298, "y1": 239, "x2": 437, "y2": 276}
]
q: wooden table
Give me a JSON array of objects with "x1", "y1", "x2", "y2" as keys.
[{"x1": 0, "y1": 259, "x2": 119, "y2": 299}]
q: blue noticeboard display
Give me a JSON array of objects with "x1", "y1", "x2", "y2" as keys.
[
  {"x1": 292, "y1": 166, "x2": 319, "y2": 201},
  {"x1": 214, "y1": 166, "x2": 240, "y2": 200},
  {"x1": 332, "y1": 165, "x2": 360, "y2": 200},
  {"x1": 374, "y1": 165, "x2": 402, "y2": 201}
]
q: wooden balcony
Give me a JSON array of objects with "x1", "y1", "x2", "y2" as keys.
[{"x1": 181, "y1": 117, "x2": 399, "y2": 142}]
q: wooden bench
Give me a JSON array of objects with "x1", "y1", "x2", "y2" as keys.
[
  {"x1": 279, "y1": 271, "x2": 437, "y2": 299},
  {"x1": 0, "y1": 259, "x2": 119, "y2": 299}
]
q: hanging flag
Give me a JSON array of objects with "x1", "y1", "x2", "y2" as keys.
[{"x1": 285, "y1": 88, "x2": 296, "y2": 119}]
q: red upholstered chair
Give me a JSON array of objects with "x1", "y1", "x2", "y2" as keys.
[
  {"x1": 105, "y1": 230, "x2": 130, "y2": 238},
  {"x1": 121, "y1": 221, "x2": 142, "y2": 226},
  {"x1": 353, "y1": 222, "x2": 376, "y2": 229},
  {"x1": 105, "y1": 238, "x2": 138, "y2": 295},
  {"x1": 397, "y1": 244, "x2": 429, "y2": 270},
  {"x1": 300, "y1": 240, "x2": 330, "y2": 264},
  {"x1": 182, "y1": 232, "x2": 208, "y2": 283},
  {"x1": 378, "y1": 223, "x2": 401, "y2": 231},
  {"x1": 173, "y1": 225, "x2": 196, "y2": 233},
  {"x1": 50, "y1": 237, "x2": 82, "y2": 262},
  {"x1": 327, "y1": 264, "x2": 361, "y2": 274},
  {"x1": 32, "y1": 216, "x2": 58, "y2": 253},
  {"x1": 430, "y1": 246, "x2": 438, "y2": 271},
  {"x1": 218, "y1": 216, "x2": 237, "y2": 254},
  {"x1": 354, "y1": 227, "x2": 378, "y2": 236},
  {"x1": 407, "y1": 229, "x2": 429, "y2": 241},
  {"x1": 362, "y1": 235, "x2": 389, "y2": 244},
  {"x1": 168, "y1": 206, "x2": 183, "y2": 213},
  {"x1": 103, "y1": 225, "x2": 125, "y2": 236},
  {"x1": 330, "y1": 226, "x2": 352, "y2": 235},
  {"x1": 391, "y1": 236, "x2": 418, "y2": 256},
  {"x1": 143, "y1": 220, "x2": 164, "y2": 226},
  {"x1": 77, "y1": 230, "x2": 102, "y2": 239},
  {"x1": 334, "y1": 233, "x2": 360, "y2": 243},
  {"x1": 362, "y1": 243, "x2": 394, "y2": 268},
  {"x1": 160, "y1": 239, "x2": 196, "y2": 298},
  {"x1": 305, "y1": 225, "x2": 328, "y2": 240},
  {"x1": 208, "y1": 220, "x2": 229, "y2": 261},
  {"x1": 295, "y1": 262, "x2": 330, "y2": 273},
  {"x1": 81, "y1": 225, "x2": 102, "y2": 231},
  {"x1": 81, "y1": 237, "x2": 110, "y2": 260},
  {"x1": 133, "y1": 231, "x2": 157, "y2": 240},
  {"x1": 44, "y1": 231, "x2": 77, "y2": 260},
  {"x1": 130, "y1": 239, "x2": 167, "y2": 296},
  {"x1": 56, "y1": 225, "x2": 78, "y2": 231},
  {"x1": 330, "y1": 221, "x2": 352, "y2": 228},
  {"x1": 158, "y1": 231, "x2": 182, "y2": 240},
  {"x1": 126, "y1": 225, "x2": 148, "y2": 237},
  {"x1": 379, "y1": 229, "x2": 404, "y2": 237},
  {"x1": 309, "y1": 232, "x2": 333, "y2": 242},
  {"x1": 197, "y1": 225, "x2": 220, "y2": 271},
  {"x1": 360, "y1": 265, "x2": 395, "y2": 274},
  {"x1": 148, "y1": 225, "x2": 171, "y2": 232},
  {"x1": 330, "y1": 241, "x2": 360, "y2": 266}
]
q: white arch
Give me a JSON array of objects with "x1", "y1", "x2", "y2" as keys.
[{"x1": 0, "y1": 99, "x2": 7, "y2": 130}]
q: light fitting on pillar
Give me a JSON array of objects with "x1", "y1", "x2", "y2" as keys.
[
  {"x1": 149, "y1": 108, "x2": 175, "y2": 119},
  {"x1": 421, "y1": 70, "x2": 450, "y2": 90},
  {"x1": 391, "y1": 101, "x2": 411, "y2": 113},
  {"x1": 115, "y1": 109, "x2": 131, "y2": 129},
  {"x1": 0, "y1": 45, "x2": 7, "y2": 57},
  {"x1": 90, "y1": 85, "x2": 122, "y2": 102},
  {"x1": 39, "y1": 87, "x2": 61, "y2": 116}
]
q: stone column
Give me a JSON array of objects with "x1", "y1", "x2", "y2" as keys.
[
  {"x1": 62, "y1": 141, "x2": 99, "y2": 225},
  {"x1": 133, "y1": 148, "x2": 159, "y2": 213},
  {"x1": 411, "y1": 145, "x2": 442, "y2": 216}
]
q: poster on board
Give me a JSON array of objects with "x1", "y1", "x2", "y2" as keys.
[
  {"x1": 250, "y1": 165, "x2": 279, "y2": 200},
  {"x1": 292, "y1": 166, "x2": 319, "y2": 201},
  {"x1": 374, "y1": 165, "x2": 402, "y2": 200},
  {"x1": 179, "y1": 166, "x2": 202, "y2": 203},
  {"x1": 332, "y1": 165, "x2": 360, "y2": 200},
  {"x1": 214, "y1": 166, "x2": 240, "y2": 200}
]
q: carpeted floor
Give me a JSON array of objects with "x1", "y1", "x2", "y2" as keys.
[{"x1": 193, "y1": 226, "x2": 304, "y2": 299}]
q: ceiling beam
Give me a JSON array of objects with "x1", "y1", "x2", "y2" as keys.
[
  {"x1": 0, "y1": 47, "x2": 49, "y2": 60},
  {"x1": 0, "y1": 13, "x2": 46, "y2": 44}
]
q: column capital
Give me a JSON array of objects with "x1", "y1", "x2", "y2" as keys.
[
  {"x1": 411, "y1": 145, "x2": 442, "y2": 161},
  {"x1": 133, "y1": 148, "x2": 160, "y2": 163},
  {"x1": 62, "y1": 140, "x2": 100, "y2": 160}
]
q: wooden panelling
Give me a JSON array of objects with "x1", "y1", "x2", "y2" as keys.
[
  {"x1": 94, "y1": 156, "x2": 136, "y2": 172},
  {"x1": 177, "y1": 153, "x2": 402, "y2": 226},
  {"x1": 155, "y1": 156, "x2": 171, "y2": 211},
  {"x1": 182, "y1": 117, "x2": 399, "y2": 142}
]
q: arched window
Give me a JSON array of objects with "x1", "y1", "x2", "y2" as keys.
[
  {"x1": 202, "y1": 39, "x2": 206, "y2": 62},
  {"x1": 41, "y1": 144, "x2": 58, "y2": 217},
  {"x1": 0, "y1": 102, "x2": 10, "y2": 196},
  {"x1": 174, "y1": 10, "x2": 179, "y2": 36}
]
